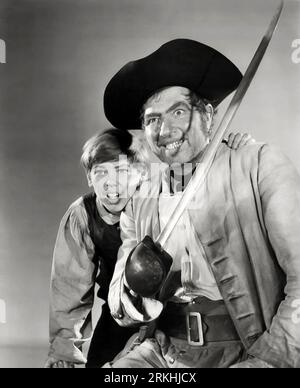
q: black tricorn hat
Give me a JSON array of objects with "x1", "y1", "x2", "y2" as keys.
[{"x1": 104, "y1": 39, "x2": 242, "y2": 130}]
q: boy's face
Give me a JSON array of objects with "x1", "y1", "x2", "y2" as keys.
[{"x1": 88, "y1": 157, "x2": 141, "y2": 214}]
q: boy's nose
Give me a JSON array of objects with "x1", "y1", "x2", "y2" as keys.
[{"x1": 104, "y1": 176, "x2": 118, "y2": 190}]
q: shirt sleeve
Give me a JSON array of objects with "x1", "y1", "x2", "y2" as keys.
[
  {"x1": 48, "y1": 200, "x2": 97, "y2": 364},
  {"x1": 108, "y1": 201, "x2": 163, "y2": 327},
  {"x1": 248, "y1": 145, "x2": 300, "y2": 367}
]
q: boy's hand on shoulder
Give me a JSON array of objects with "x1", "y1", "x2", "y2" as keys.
[{"x1": 227, "y1": 132, "x2": 255, "y2": 150}]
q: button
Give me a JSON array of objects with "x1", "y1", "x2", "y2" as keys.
[
  {"x1": 112, "y1": 311, "x2": 123, "y2": 319},
  {"x1": 169, "y1": 357, "x2": 175, "y2": 364}
]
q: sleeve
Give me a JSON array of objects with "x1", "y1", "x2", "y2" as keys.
[
  {"x1": 248, "y1": 145, "x2": 300, "y2": 368},
  {"x1": 108, "y1": 200, "x2": 163, "y2": 328},
  {"x1": 48, "y1": 202, "x2": 97, "y2": 364}
]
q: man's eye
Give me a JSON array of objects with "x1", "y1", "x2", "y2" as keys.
[
  {"x1": 173, "y1": 109, "x2": 185, "y2": 118},
  {"x1": 146, "y1": 117, "x2": 159, "y2": 126}
]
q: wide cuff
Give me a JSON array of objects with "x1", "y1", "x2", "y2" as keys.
[
  {"x1": 49, "y1": 337, "x2": 87, "y2": 364},
  {"x1": 120, "y1": 287, "x2": 163, "y2": 323},
  {"x1": 248, "y1": 331, "x2": 300, "y2": 368}
]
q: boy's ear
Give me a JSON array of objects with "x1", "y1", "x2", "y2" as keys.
[{"x1": 87, "y1": 172, "x2": 93, "y2": 187}]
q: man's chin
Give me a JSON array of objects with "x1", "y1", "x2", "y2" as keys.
[
  {"x1": 161, "y1": 152, "x2": 194, "y2": 165},
  {"x1": 157, "y1": 146, "x2": 194, "y2": 165}
]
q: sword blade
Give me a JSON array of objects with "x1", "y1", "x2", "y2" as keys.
[{"x1": 157, "y1": 1, "x2": 284, "y2": 247}]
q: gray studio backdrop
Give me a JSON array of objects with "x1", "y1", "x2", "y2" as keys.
[{"x1": 0, "y1": 0, "x2": 299, "y2": 367}]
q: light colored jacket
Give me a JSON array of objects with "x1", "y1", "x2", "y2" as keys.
[
  {"x1": 49, "y1": 198, "x2": 96, "y2": 364},
  {"x1": 108, "y1": 143, "x2": 300, "y2": 368}
]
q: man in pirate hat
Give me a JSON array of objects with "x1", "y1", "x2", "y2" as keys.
[{"x1": 104, "y1": 39, "x2": 300, "y2": 368}]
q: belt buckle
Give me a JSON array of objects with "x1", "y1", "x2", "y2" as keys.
[{"x1": 186, "y1": 312, "x2": 204, "y2": 346}]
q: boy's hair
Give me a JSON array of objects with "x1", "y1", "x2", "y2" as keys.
[{"x1": 81, "y1": 128, "x2": 137, "y2": 173}]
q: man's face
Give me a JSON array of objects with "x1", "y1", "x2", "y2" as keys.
[
  {"x1": 88, "y1": 157, "x2": 141, "y2": 214},
  {"x1": 143, "y1": 87, "x2": 212, "y2": 165}
]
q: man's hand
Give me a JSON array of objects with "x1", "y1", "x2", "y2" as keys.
[
  {"x1": 227, "y1": 132, "x2": 255, "y2": 150},
  {"x1": 44, "y1": 356, "x2": 76, "y2": 368}
]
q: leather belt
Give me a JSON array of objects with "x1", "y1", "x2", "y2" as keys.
[{"x1": 158, "y1": 297, "x2": 239, "y2": 346}]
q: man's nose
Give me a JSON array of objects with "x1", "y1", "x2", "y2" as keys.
[{"x1": 159, "y1": 118, "x2": 172, "y2": 139}]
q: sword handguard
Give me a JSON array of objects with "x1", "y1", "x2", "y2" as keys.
[{"x1": 125, "y1": 236, "x2": 173, "y2": 298}]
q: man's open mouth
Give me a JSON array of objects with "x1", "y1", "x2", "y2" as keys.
[
  {"x1": 106, "y1": 193, "x2": 120, "y2": 200},
  {"x1": 165, "y1": 140, "x2": 184, "y2": 151}
]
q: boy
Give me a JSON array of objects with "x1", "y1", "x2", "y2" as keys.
[{"x1": 45, "y1": 129, "x2": 142, "y2": 368}]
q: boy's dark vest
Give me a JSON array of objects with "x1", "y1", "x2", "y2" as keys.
[
  {"x1": 83, "y1": 192, "x2": 136, "y2": 368},
  {"x1": 83, "y1": 192, "x2": 122, "y2": 301}
]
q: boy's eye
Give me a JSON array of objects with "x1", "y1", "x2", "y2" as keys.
[
  {"x1": 94, "y1": 169, "x2": 108, "y2": 177},
  {"x1": 118, "y1": 168, "x2": 129, "y2": 174}
]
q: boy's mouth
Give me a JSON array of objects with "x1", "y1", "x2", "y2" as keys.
[{"x1": 106, "y1": 192, "x2": 121, "y2": 204}]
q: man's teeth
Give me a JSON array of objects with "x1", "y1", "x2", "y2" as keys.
[
  {"x1": 107, "y1": 193, "x2": 119, "y2": 199},
  {"x1": 166, "y1": 140, "x2": 183, "y2": 150}
]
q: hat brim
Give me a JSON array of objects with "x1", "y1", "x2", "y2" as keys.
[{"x1": 104, "y1": 39, "x2": 242, "y2": 130}]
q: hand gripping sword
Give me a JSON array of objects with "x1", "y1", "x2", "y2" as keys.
[{"x1": 125, "y1": 1, "x2": 284, "y2": 298}]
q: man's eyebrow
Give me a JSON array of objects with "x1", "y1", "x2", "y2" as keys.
[
  {"x1": 144, "y1": 111, "x2": 162, "y2": 119},
  {"x1": 165, "y1": 101, "x2": 190, "y2": 114}
]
